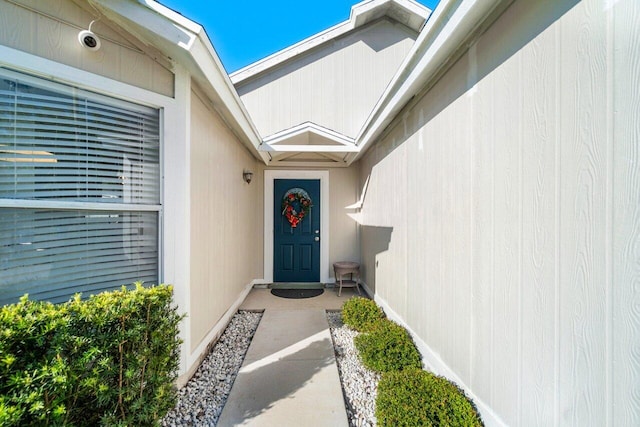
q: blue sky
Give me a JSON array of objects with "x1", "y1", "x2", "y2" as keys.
[{"x1": 158, "y1": 0, "x2": 440, "y2": 73}]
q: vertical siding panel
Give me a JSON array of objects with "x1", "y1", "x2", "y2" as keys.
[
  {"x1": 452, "y1": 82, "x2": 472, "y2": 383},
  {"x1": 491, "y1": 52, "x2": 522, "y2": 425},
  {"x1": 441, "y1": 101, "x2": 456, "y2": 365},
  {"x1": 471, "y1": 52, "x2": 495, "y2": 407},
  {"x1": 558, "y1": 1, "x2": 608, "y2": 425},
  {"x1": 0, "y1": 1, "x2": 35, "y2": 51},
  {"x1": 613, "y1": 0, "x2": 640, "y2": 425},
  {"x1": 0, "y1": 0, "x2": 173, "y2": 97},
  {"x1": 35, "y1": 12, "x2": 78, "y2": 67},
  {"x1": 358, "y1": 1, "x2": 635, "y2": 425},
  {"x1": 189, "y1": 90, "x2": 261, "y2": 349},
  {"x1": 424, "y1": 100, "x2": 445, "y2": 359},
  {"x1": 237, "y1": 21, "x2": 416, "y2": 138},
  {"x1": 520, "y1": 22, "x2": 558, "y2": 427},
  {"x1": 406, "y1": 112, "x2": 427, "y2": 340}
]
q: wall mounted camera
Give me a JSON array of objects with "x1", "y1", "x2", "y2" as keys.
[{"x1": 78, "y1": 20, "x2": 101, "y2": 51}]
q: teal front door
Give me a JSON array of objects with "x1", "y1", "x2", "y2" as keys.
[{"x1": 274, "y1": 179, "x2": 320, "y2": 282}]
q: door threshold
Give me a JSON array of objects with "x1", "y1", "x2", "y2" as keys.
[{"x1": 271, "y1": 282, "x2": 324, "y2": 290}]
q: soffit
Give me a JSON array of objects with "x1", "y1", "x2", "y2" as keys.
[{"x1": 260, "y1": 122, "x2": 358, "y2": 167}]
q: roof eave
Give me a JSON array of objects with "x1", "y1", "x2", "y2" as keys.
[
  {"x1": 89, "y1": 0, "x2": 267, "y2": 163},
  {"x1": 349, "y1": 0, "x2": 511, "y2": 165}
]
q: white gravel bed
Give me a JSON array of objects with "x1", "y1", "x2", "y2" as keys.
[
  {"x1": 162, "y1": 310, "x2": 262, "y2": 427},
  {"x1": 327, "y1": 311, "x2": 380, "y2": 427}
]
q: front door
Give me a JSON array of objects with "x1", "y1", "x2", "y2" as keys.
[{"x1": 273, "y1": 179, "x2": 320, "y2": 282}]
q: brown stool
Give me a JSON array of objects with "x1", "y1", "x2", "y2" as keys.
[{"x1": 333, "y1": 261, "x2": 361, "y2": 297}]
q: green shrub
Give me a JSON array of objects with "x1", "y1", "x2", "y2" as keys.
[
  {"x1": 341, "y1": 297, "x2": 385, "y2": 332},
  {"x1": 0, "y1": 283, "x2": 183, "y2": 426},
  {"x1": 354, "y1": 320, "x2": 421, "y2": 373},
  {"x1": 376, "y1": 369, "x2": 484, "y2": 427}
]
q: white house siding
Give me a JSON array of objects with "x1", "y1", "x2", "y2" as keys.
[
  {"x1": 236, "y1": 19, "x2": 416, "y2": 139},
  {"x1": 358, "y1": 0, "x2": 639, "y2": 426},
  {"x1": 328, "y1": 166, "x2": 361, "y2": 271},
  {"x1": 0, "y1": 0, "x2": 173, "y2": 97},
  {"x1": 189, "y1": 87, "x2": 263, "y2": 352}
]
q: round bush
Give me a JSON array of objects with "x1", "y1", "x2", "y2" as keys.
[
  {"x1": 376, "y1": 369, "x2": 484, "y2": 427},
  {"x1": 354, "y1": 320, "x2": 421, "y2": 373},
  {"x1": 341, "y1": 297, "x2": 385, "y2": 332}
]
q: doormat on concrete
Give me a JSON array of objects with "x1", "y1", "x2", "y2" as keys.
[{"x1": 270, "y1": 288, "x2": 324, "y2": 299}]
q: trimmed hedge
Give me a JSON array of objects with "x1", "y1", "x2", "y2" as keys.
[
  {"x1": 341, "y1": 297, "x2": 385, "y2": 332},
  {"x1": 354, "y1": 319, "x2": 422, "y2": 373},
  {"x1": 376, "y1": 369, "x2": 483, "y2": 427},
  {"x1": 0, "y1": 283, "x2": 183, "y2": 426}
]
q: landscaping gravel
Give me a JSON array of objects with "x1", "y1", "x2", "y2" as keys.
[
  {"x1": 162, "y1": 309, "x2": 377, "y2": 427},
  {"x1": 327, "y1": 310, "x2": 380, "y2": 427},
  {"x1": 161, "y1": 310, "x2": 262, "y2": 427}
]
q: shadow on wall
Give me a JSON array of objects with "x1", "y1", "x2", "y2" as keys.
[
  {"x1": 360, "y1": 225, "x2": 393, "y2": 293},
  {"x1": 365, "y1": 0, "x2": 582, "y2": 165}
]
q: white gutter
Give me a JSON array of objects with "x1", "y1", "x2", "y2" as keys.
[{"x1": 351, "y1": 0, "x2": 506, "y2": 163}]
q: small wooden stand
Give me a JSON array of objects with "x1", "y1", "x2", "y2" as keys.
[{"x1": 333, "y1": 261, "x2": 361, "y2": 297}]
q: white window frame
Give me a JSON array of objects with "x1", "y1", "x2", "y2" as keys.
[{"x1": 0, "y1": 45, "x2": 176, "y2": 293}]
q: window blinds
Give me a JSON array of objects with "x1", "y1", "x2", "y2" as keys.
[{"x1": 0, "y1": 69, "x2": 161, "y2": 305}]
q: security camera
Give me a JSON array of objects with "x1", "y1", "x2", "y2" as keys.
[{"x1": 78, "y1": 29, "x2": 101, "y2": 51}]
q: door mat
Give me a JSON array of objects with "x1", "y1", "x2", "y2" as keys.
[{"x1": 270, "y1": 288, "x2": 324, "y2": 299}]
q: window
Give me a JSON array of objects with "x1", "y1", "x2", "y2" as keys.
[{"x1": 0, "y1": 68, "x2": 161, "y2": 305}]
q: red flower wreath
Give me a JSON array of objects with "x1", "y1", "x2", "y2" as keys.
[{"x1": 281, "y1": 188, "x2": 312, "y2": 228}]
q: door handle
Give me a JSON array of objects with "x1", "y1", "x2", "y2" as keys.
[{"x1": 314, "y1": 236, "x2": 320, "y2": 242}]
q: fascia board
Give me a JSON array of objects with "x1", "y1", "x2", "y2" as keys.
[
  {"x1": 92, "y1": 0, "x2": 266, "y2": 163},
  {"x1": 260, "y1": 144, "x2": 359, "y2": 153},
  {"x1": 352, "y1": 0, "x2": 430, "y2": 30},
  {"x1": 230, "y1": 20, "x2": 355, "y2": 84},
  {"x1": 91, "y1": 0, "x2": 196, "y2": 48},
  {"x1": 351, "y1": 0, "x2": 504, "y2": 164},
  {"x1": 188, "y1": 33, "x2": 266, "y2": 160},
  {"x1": 264, "y1": 122, "x2": 356, "y2": 146}
]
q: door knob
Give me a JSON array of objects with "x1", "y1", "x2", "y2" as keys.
[
  {"x1": 315, "y1": 230, "x2": 320, "y2": 234},
  {"x1": 314, "y1": 236, "x2": 320, "y2": 242}
]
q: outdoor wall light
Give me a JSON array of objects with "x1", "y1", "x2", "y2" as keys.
[{"x1": 243, "y1": 170, "x2": 253, "y2": 184}]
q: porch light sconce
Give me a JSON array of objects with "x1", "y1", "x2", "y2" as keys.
[{"x1": 243, "y1": 170, "x2": 253, "y2": 184}]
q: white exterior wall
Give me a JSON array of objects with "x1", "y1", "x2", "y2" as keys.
[
  {"x1": 328, "y1": 166, "x2": 361, "y2": 270},
  {"x1": 0, "y1": 0, "x2": 174, "y2": 97},
  {"x1": 189, "y1": 87, "x2": 263, "y2": 353},
  {"x1": 236, "y1": 19, "x2": 416, "y2": 138},
  {"x1": 358, "y1": 0, "x2": 639, "y2": 425}
]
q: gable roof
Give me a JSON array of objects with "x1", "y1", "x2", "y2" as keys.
[
  {"x1": 230, "y1": 0, "x2": 431, "y2": 85},
  {"x1": 86, "y1": 0, "x2": 506, "y2": 168}
]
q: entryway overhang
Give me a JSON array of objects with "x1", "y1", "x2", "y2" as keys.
[{"x1": 259, "y1": 122, "x2": 360, "y2": 167}]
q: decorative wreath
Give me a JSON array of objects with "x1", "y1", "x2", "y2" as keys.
[{"x1": 281, "y1": 188, "x2": 312, "y2": 228}]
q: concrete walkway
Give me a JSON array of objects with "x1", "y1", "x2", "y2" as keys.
[{"x1": 217, "y1": 288, "x2": 359, "y2": 427}]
